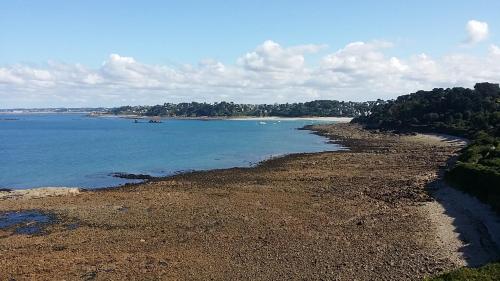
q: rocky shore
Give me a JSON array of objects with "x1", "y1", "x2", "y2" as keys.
[{"x1": 0, "y1": 123, "x2": 491, "y2": 280}]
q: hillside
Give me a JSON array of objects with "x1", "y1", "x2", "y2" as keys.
[{"x1": 354, "y1": 83, "x2": 500, "y2": 213}]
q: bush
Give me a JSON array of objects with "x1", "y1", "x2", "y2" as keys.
[{"x1": 446, "y1": 163, "x2": 500, "y2": 213}]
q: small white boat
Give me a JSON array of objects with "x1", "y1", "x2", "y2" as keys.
[{"x1": 259, "y1": 121, "x2": 266, "y2": 125}]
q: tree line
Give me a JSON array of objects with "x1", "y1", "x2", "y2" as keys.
[
  {"x1": 108, "y1": 100, "x2": 384, "y2": 118},
  {"x1": 354, "y1": 82, "x2": 499, "y2": 137}
]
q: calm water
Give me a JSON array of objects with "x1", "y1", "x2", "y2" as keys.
[{"x1": 0, "y1": 114, "x2": 339, "y2": 189}]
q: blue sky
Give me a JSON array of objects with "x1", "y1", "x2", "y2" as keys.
[
  {"x1": 1, "y1": 1, "x2": 500, "y2": 107},
  {"x1": 2, "y1": 0, "x2": 498, "y2": 65}
]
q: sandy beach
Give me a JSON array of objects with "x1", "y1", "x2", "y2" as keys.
[
  {"x1": 0, "y1": 123, "x2": 498, "y2": 280},
  {"x1": 227, "y1": 116, "x2": 353, "y2": 122}
]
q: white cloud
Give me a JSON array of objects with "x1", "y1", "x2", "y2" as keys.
[
  {"x1": 0, "y1": 68, "x2": 24, "y2": 84},
  {"x1": 490, "y1": 44, "x2": 500, "y2": 56},
  {"x1": 1, "y1": 40, "x2": 500, "y2": 108},
  {"x1": 465, "y1": 20, "x2": 489, "y2": 44},
  {"x1": 237, "y1": 40, "x2": 325, "y2": 72},
  {"x1": 320, "y1": 41, "x2": 404, "y2": 77}
]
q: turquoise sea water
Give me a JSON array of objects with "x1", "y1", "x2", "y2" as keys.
[{"x1": 0, "y1": 114, "x2": 339, "y2": 189}]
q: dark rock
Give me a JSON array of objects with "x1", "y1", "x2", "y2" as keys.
[
  {"x1": 109, "y1": 172, "x2": 154, "y2": 180},
  {"x1": 81, "y1": 271, "x2": 97, "y2": 281},
  {"x1": 52, "y1": 244, "x2": 67, "y2": 251}
]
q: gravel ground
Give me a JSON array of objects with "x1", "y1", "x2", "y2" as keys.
[{"x1": 0, "y1": 123, "x2": 470, "y2": 280}]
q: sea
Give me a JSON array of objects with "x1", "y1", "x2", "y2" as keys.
[{"x1": 0, "y1": 114, "x2": 341, "y2": 189}]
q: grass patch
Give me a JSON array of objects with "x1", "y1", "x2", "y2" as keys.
[{"x1": 425, "y1": 263, "x2": 500, "y2": 281}]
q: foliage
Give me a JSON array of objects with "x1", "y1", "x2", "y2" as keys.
[
  {"x1": 424, "y1": 263, "x2": 500, "y2": 281},
  {"x1": 354, "y1": 83, "x2": 500, "y2": 137},
  {"x1": 109, "y1": 100, "x2": 384, "y2": 118},
  {"x1": 445, "y1": 132, "x2": 500, "y2": 213}
]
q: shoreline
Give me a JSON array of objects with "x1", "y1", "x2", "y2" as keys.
[
  {"x1": 0, "y1": 123, "x2": 497, "y2": 280},
  {"x1": 0, "y1": 143, "x2": 345, "y2": 193},
  {"x1": 0, "y1": 129, "x2": 465, "y2": 197}
]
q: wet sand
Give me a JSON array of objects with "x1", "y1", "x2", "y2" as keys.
[{"x1": 0, "y1": 123, "x2": 493, "y2": 280}]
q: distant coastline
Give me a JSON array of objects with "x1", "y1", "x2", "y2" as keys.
[
  {"x1": 93, "y1": 113, "x2": 353, "y2": 122},
  {"x1": 0, "y1": 111, "x2": 98, "y2": 115},
  {"x1": 0, "y1": 108, "x2": 108, "y2": 114}
]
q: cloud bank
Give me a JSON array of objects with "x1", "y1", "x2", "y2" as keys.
[{"x1": 1, "y1": 27, "x2": 500, "y2": 107}]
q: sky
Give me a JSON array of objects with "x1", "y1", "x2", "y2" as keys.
[{"x1": 1, "y1": 0, "x2": 500, "y2": 108}]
